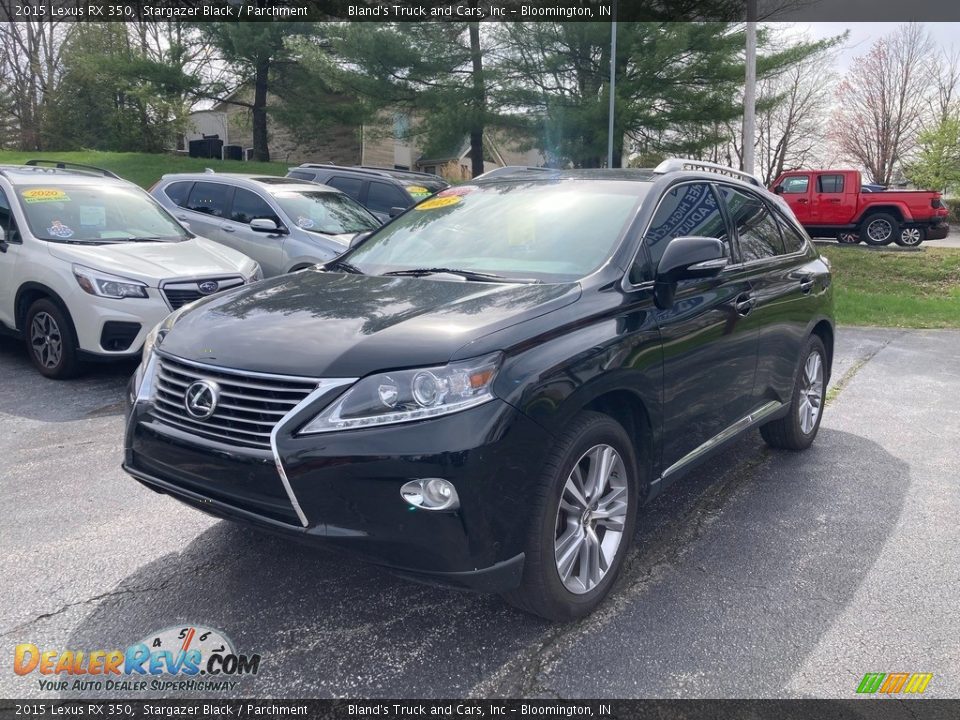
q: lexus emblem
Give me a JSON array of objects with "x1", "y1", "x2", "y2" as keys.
[
  {"x1": 198, "y1": 280, "x2": 220, "y2": 295},
  {"x1": 184, "y1": 380, "x2": 220, "y2": 420}
]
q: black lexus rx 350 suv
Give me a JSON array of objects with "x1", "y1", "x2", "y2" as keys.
[{"x1": 124, "y1": 163, "x2": 834, "y2": 620}]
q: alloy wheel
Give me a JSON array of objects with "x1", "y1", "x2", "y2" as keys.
[
  {"x1": 798, "y1": 351, "x2": 824, "y2": 435},
  {"x1": 867, "y1": 219, "x2": 893, "y2": 243},
  {"x1": 30, "y1": 311, "x2": 63, "y2": 369},
  {"x1": 899, "y1": 228, "x2": 922, "y2": 246},
  {"x1": 554, "y1": 444, "x2": 629, "y2": 594}
]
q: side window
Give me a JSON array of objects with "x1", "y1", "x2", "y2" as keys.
[
  {"x1": 325, "y1": 176, "x2": 364, "y2": 201},
  {"x1": 817, "y1": 174, "x2": 844, "y2": 193},
  {"x1": 230, "y1": 188, "x2": 279, "y2": 225},
  {"x1": 782, "y1": 176, "x2": 809, "y2": 194},
  {"x1": 634, "y1": 182, "x2": 728, "y2": 283},
  {"x1": 719, "y1": 186, "x2": 785, "y2": 262},
  {"x1": 776, "y1": 214, "x2": 808, "y2": 254},
  {"x1": 287, "y1": 171, "x2": 315, "y2": 182},
  {"x1": 366, "y1": 181, "x2": 411, "y2": 214},
  {"x1": 185, "y1": 182, "x2": 232, "y2": 217},
  {"x1": 164, "y1": 181, "x2": 193, "y2": 208}
]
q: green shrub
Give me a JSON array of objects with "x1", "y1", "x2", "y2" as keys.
[{"x1": 946, "y1": 198, "x2": 960, "y2": 224}]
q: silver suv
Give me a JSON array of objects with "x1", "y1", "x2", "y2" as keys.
[{"x1": 151, "y1": 173, "x2": 381, "y2": 277}]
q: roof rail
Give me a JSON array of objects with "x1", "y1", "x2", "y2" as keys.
[
  {"x1": 25, "y1": 159, "x2": 120, "y2": 179},
  {"x1": 654, "y1": 158, "x2": 761, "y2": 187}
]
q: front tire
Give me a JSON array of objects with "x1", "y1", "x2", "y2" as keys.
[
  {"x1": 860, "y1": 213, "x2": 898, "y2": 246},
  {"x1": 504, "y1": 411, "x2": 639, "y2": 621},
  {"x1": 25, "y1": 299, "x2": 81, "y2": 379},
  {"x1": 760, "y1": 335, "x2": 826, "y2": 451},
  {"x1": 895, "y1": 226, "x2": 925, "y2": 247},
  {"x1": 837, "y1": 231, "x2": 860, "y2": 245}
]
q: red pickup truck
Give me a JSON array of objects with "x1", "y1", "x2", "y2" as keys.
[{"x1": 770, "y1": 169, "x2": 949, "y2": 247}]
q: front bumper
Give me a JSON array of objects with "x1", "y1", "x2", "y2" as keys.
[
  {"x1": 123, "y1": 386, "x2": 553, "y2": 593},
  {"x1": 68, "y1": 287, "x2": 171, "y2": 356}
]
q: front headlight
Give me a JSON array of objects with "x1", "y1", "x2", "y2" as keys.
[
  {"x1": 73, "y1": 264, "x2": 148, "y2": 299},
  {"x1": 133, "y1": 304, "x2": 192, "y2": 397},
  {"x1": 299, "y1": 352, "x2": 502, "y2": 434}
]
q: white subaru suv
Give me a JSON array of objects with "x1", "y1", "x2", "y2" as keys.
[{"x1": 0, "y1": 161, "x2": 261, "y2": 378}]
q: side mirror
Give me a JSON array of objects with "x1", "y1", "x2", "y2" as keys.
[
  {"x1": 773, "y1": 185, "x2": 785, "y2": 195},
  {"x1": 349, "y1": 231, "x2": 372, "y2": 249},
  {"x1": 250, "y1": 218, "x2": 282, "y2": 233},
  {"x1": 654, "y1": 237, "x2": 728, "y2": 308},
  {"x1": 388, "y1": 206, "x2": 406, "y2": 218}
]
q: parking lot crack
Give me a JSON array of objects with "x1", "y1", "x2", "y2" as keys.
[{"x1": 825, "y1": 332, "x2": 901, "y2": 405}]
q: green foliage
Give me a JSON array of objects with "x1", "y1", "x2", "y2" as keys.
[
  {"x1": 945, "y1": 198, "x2": 960, "y2": 224},
  {"x1": 45, "y1": 24, "x2": 196, "y2": 152},
  {"x1": 906, "y1": 117, "x2": 960, "y2": 193},
  {"x1": 819, "y1": 245, "x2": 960, "y2": 328},
  {"x1": 494, "y1": 23, "x2": 838, "y2": 168}
]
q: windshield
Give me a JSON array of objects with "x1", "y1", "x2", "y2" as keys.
[
  {"x1": 272, "y1": 190, "x2": 380, "y2": 235},
  {"x1": 344, "y1": 181, "x2": 646, "y2": 281},
  {"x1": 17, "y1": 184, "x2": 189, "y2": 243}
]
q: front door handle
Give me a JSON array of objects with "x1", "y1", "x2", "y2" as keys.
[
  {"x1": 797, "y1": 198, "x2": 809, "y2": 204},
  {"x1": 177, "y1": 214, "x2": 189, "y2": 220},
  {"x1": 799, "y1": 274, "x2": 815, "y2": 293},
  {"x1": 827, "y1": 198, "x2": 841, "y2": 204},
  {"x1": 221, "y1": 225, "x2": 236, "y2": 233},
  {"x1": 735, "y1": 293, "x2": 755, "y2": 316}
]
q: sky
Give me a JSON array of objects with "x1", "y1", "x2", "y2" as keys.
[{"x1": 780, "y1": 22, "x2": 960, "y2": 71}]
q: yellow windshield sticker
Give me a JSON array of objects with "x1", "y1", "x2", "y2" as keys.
[
  {"x1": 406, "y1": 185, "x2": 430, "y2": 198},
  {"x1": 415, "y1": 196, "x2": 461, "y2": 210},
  {"x1": 22, "y1": 188, "x2": 70, "y2": 203}
]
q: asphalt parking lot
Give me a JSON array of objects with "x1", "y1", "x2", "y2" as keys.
[{"x1": 2, "y1": 326, "x2": 958, "y2": 699}]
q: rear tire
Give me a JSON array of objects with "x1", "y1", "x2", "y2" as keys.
[
  {"x1": 837, "y1": 231, "x2": 860, "y2": 245},
  {"x1": 24, "y1": 298, "x2": 81, "y2": 379},
  {"x1": 503, "y1": 411, "x2": 640, "y2": 621},
  {"x1": 860, "y1": 213, "x2": 898, "y2": 246},
  {"x1": 895, "y1": 226, "x2": 925, "y2": 247},
  {"x1": 760, "y1": 335, "x2": 826, "y2": 451}
]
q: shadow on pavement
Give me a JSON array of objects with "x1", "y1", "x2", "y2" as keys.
[
  {"x1": 62, "y1": 428, "x2": 907, "y2": 698},
  {"x1": 0, "y1": 335, "x2": 136, "y2": 423}
]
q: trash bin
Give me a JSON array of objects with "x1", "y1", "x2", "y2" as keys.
[{"x1": 224, "y1": 145, "x2": 243, "y2": 161}]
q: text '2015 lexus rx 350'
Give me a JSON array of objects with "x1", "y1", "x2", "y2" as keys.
[{"x1": 124, "y1": 161, "x2": 834, "y2": 620}]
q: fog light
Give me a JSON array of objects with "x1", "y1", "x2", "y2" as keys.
[{"x1": 401, "y1": 478, "x2": 459, "y2": 511}]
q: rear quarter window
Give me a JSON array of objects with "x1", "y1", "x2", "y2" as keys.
[{"x1": 164, "y1": 181, "x2": 193, "y2": 208}]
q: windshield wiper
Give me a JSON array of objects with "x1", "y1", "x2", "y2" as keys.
[
  {"x1": 325, "y1": 259, "x2": 364, "y2": 274},
  {"x1": 383, "y1": 267, "x2": 538, "y2": 283}
]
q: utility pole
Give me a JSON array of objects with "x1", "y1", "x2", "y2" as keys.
[
  {"x1": 742, "y1": 0, "x2": 757, "y2": 175},
  {"x1": 606, "y1": 0, "x2": 617, "y2": 168}
]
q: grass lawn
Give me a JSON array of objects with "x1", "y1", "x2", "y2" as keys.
[
  {"x1": 0, "y1": 150, "x2": 290, "y2": 189},
  {"x1": 818, "y1": 245, "x2": 960, "y2": 329}
]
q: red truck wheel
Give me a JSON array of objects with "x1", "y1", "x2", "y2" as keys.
[
  {"x1": 895, "y1": 227, "x2": 925, "y2": 247},
  {"x1": 860, "y1": 213, "x2": 898, "y2": 246}
]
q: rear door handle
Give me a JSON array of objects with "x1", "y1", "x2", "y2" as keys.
[
  {"x1": 177, "y1": 214, "x2": 189, "y2": 220},
  {"x1": 735, "y1": 293, "x2": 755, "y2": 316},
  {"x1": 797, "y1": 199, "x2": 809, "y2": 204},
  {"x1": 799, "y1": 274, "x2": 815, "y2": 293},
  {"x1": 827, "y1": 198, "x2": 841, "y2": 204},
  {"x1": 220, "y1": 225, "x2": 236, "y2": 233}
]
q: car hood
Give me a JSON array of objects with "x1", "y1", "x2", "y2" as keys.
[
  {"x1": 46, "y1": 237, "x2": 252, "y2": 286},
  {"x1": 158, "y1": 270, "x2": 581, "y2": 378}
]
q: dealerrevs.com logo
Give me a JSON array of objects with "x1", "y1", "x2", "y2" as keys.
[{"x1": 13, "y1": 625, "x2": 261, "y2": 693}]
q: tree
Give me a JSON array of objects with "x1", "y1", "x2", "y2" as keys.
[
  {"x1": 906, "y1": 116, "x2": 960, "y2": 193},
  {"x1": 494, "y1": 22, "x2": 835, "y2": 169},
  {"x1": 44, "y1": 24, "x2": 197, "y2": 152},
  {"x1": 0, "y1": 14, "x2": 72, "y2": 150},
  {"x1": 322, "y1": 20, "x2": 501, "y2": 178},
  {"x1": 832, "y1": 24, "x2": 931, "y2": 185},
  {"x1": 196, "y1": 8, "x2": 319, "y2": 161}
]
